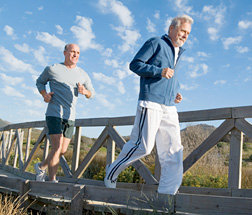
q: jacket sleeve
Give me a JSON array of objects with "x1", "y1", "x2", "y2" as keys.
[
  {"x1": 83, "y1": 72, "x2": 95, "y2": 98},
  {"x1": 36, "y1": 66, "x2": 50, "y2": 93},
  {"x1": 129, "y1": 38, "x2": 163, "y2": 78}
]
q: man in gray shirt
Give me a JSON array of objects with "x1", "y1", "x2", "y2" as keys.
[{"x1": 35, "y1": 43, "x2": 95, "y2": 182}]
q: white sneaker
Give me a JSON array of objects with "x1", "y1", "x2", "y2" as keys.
[
  {"x1": 50, "y1": 179, "x2": 58, "y2": 183},
  {"x1": 34, "y1": 163, "x2": 46, "y2": 182},
  {"x1": 104, "y1": 165, "x2": 116, "y2": 188}
]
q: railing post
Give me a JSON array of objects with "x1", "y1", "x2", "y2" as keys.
[
  {"x1": 25, "y1": 128, "x2": 32, "y2": 162},
  {"x1": 72, "y1": 126, "x2": 82, "y2": 172},
  {"x1": 106, "y1": 126, "x2": 115, "y2": 166},
  {"x1": 228, "y1": 128, "x2": 243, "y2": 189}
]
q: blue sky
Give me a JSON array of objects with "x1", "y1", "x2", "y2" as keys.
[{"x1": 0, "y1": 0, "x2": 251, "y2": 137}]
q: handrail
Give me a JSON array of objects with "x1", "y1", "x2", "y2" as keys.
[{"x1": 0, "y1": 105, "x2": 252, "y2": 190}]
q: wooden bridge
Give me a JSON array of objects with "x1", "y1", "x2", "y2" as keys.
[{"x1": 0, "y1": 105, "x2": 252, "y2": 214}]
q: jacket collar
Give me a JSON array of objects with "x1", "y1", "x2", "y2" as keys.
[{"x1": 162, "y1": 34, "x2": 185, "y2": 53}]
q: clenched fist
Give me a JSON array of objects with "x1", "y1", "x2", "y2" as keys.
[{"x1": 161, "y1": 68, "x2": 174, "y2": 79}]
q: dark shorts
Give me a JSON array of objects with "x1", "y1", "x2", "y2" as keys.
[{"x1": 46, "y1": 116, "x2": 75, "y2": 139}]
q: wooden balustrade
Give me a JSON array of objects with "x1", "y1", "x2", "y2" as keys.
[{"x1": 0, "y1": 105, "x2": 252, "y2": 190}]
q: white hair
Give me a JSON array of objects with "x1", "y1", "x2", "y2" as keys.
[{"x1": 170, "y1": 15, "x2": 194, "y2": 28}]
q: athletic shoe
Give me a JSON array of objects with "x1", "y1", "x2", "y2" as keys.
[
  {"x1": 50, "y1": 179, "x2": 58, "y2": 183},
  {"x1": 34, "y1": 162, "x2": 46, "y2": 182},
  {"x1": 104, "y1": 165, "x2": 116, "y2": 188}
]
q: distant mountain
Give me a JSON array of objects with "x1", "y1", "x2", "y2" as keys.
[{"x1": 0, "y1": 118, "x2": 9, "y2": 128}]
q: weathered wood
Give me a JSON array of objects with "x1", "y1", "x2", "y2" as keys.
[
  {"x1": 176, "y1": 192, "x2": 252, "y2": 215},
  {"x1": 84, "y1": 185, "x2": 174, "y2": 212},
  {"x1": 43, "y1": 135, "x2": 50, "y2": 160},
  {"x1": 183, "y1": 119, "x2": 235, "y2": 172},
  {"x1": 73, "y1": 126, "x2": 109, "y2": 178},
  {"x1": 179, "y1": 186, "x2": 232, "y2": 196},
  {"x1": 235, "y1": 118, "x2": 252, "y2": 139},
  {"x1": 17, "y1": 129, "x2": 24, "y2": 170},
  {"x1": 25, "y1": 128, "x2": 32, "y2": 162},
  {"x1": 60, "y1": 155, "x2": 72, "y2": 177},
  {"x1": 179, "y1": 107, "x2": 232, "y2": 122},
  {"x1": 0, "y1": 120, "x2": 45, "y2": 131},
  {"x1": 72, "y1": 126, "x2": 81, "y2": 172},
  {"x1": 108, "y1": 126, "x2": 158, "y2": 185},
  {"x1": 4, "y1": 131, "x2": 17, "y2": 165},
  {"x1": 154, "y1": 145, "x2": 161, "y2": 181},
  {"x1": 232, "y1": 188, "x2": 252, "y2": 198},
  {"x1": 70, "y1": 185, "x2": 85, "y2": 215},
  {"x1": 22, "y1": 128, "x2": 46, "y2": 172},
  {"x1": 1, "y1": 132, "x2": 7, "y2": 164},
  {"x1": 232, "y1": 106, "x2": 252, "y2": 118},
  {"x1": 106, "y1": 136, "x2": 115, "y2": 165},
  {"x1": 228, "y1": 128, "x2": 243, "y2": 189}
]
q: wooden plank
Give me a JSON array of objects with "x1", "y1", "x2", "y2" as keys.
[
  {"x1": 0, "y1": 120, "x2": 46, "y2": 131},
  {"x1": 176, "y1": 192, "x2": 252, "y2": 215},
  {"x1": 183, "y1": 119, "x2": 234, "y2": 173},
  {"x1": 84, "y1": 185, "x2": 174, "y2": 212},
  {"x1": 228, "y1": 129, "x2": 243, "y2": 189},
  {"x1": 179, "y1": 186, "x2": 232, "y2": 196},
  {"x1": 43, "y1": 135, "x2": 50, "y2": 160},
  {"x1": 22, "y1": 128, "x2": 46, "y2": 172},
  {"x1": 4, "y1": 131, "x2": 17, "y2": 165},
  {"x1": 0, "y1": 175, "x2": 24, "y2": 192},
  {"x1": 71, "y1": 127, "x2": 81, "y2": 172},
  {"x1": 232, "y1": 188, "x2": 252, "y2": 198},
  {"x1": 106, "y1": 136, "x2": 115, "y2": 165},
  {"x1": 108, "y1": 126, "x2": 158, "y2": 185},
  {"x1": 154, "y1": 145, "x2": 161, "y2": 181},
  {"x1": 235, "y1": 118, "x2": 252, "y2": 139},
  {"x1": 60, "y1": 155, "x2": 72, "y2": 177},
  {"x1": 25, "y1": 128, "x2": 32, "y2": 162},
  {"x1": 70, "y1": 185, "x2": 85, "y2": 215},
  {"x1": 179, "y1": 107, "x2": 232, "y2": 122},
  {"x1": 1, "y1": 132, "x2": 7, "y2": 164},
  {"x1": 17, "y1": 129, "x2": 24, "y2": 170},
  {"x1": 73, "y1": 126, "x2": 109, "y2": 178},
  {"x1": 232, "y1": 106, "x2": 252, "y2": 118}
]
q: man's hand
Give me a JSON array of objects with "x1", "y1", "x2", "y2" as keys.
[
  {"x1": 78, "y1": 83, "x2": 91, "y2": 98},
  {"x1": 174, "y1": 93, "x2": 182, "y2": 103},
  {"x1": 42, "y1": 92, "x2": 54, "y2": 103},
  {"x1": 161, "y1": 68, "x2": 174, "y2": 79}
]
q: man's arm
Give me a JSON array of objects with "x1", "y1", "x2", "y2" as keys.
[
  {"x1": 40, "y1": 90, "x2": 54, "y2": 103},
  {"x1": 78, "y1": 83, "x2": 92, "y2": 98}
]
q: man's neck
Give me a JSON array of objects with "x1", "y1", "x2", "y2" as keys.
[{"x1": 64, "y1": 62, "x2": 76, "y2": 69}]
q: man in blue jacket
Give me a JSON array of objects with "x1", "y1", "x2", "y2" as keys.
[{"x1": 104, "y1": 15, "x2": 193, "y2": 195}]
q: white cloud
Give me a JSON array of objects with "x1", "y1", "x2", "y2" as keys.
[
  {"x1": 146, "y1": 18, "x2": 156, "y2": 33},
  {"x1": 0, "y1": 46, "x2": 37, "y2": 74},
  {"x1": 0, "y1": 73, "x2": 23, "y2": 85},
  {"x1": 114, "y1": 69, "x2": 126, "y2": 79},
  {"x1": 105, "y1": 59, "x2": 119, "y2": 68},
  {"x1": 34, "y1": 46, "x2": 48, "y2": 66},
  {"x1": 222, "y1": 36, "x2": 242, "y2": 50},
  {"x1": 93, "y1": 72, "x2": 116, "y2": 84},
  {"x1": 197, "y1": 51, "x2": 209, "y2": 57},
  {"x1": 55, "y1": 25, "x2": 63, "y2": 35},
  {"x1": 207, "y1": 27, "x2": 219, "y2": 41},
  {"x1": 102, "y1": 48, "x2": 113, "y2": 57},
  {"x1": 71, "y1": 16, "x2": 102, "y2": 51},
  {"x1": 236, "y1": 46, "x2": 249, "y2": 54},
  {"x1": 14, "y1": 43, "x2": 30, "y2": 53},
  {"x1": 98, "y1": 0, "x2": 133, "y2": 27},
  {"x1": 214, "y1": 80, "x2": 226, "y2": 85},
  {"x1": 24, "y1": 99, "x2": 44, "y2": 108},
  {"x1": 38, "y1": 6, "x2": 44, "y2": 11},
  {"x1": 182, "y1": 56, "x2": 194, "y2": 63},
  {"x1": 238, "y1": 20, "x2": 252, "y2": 29},
  {"x1": 95, "y1": 93, "x2": 115, "y2": 109},
  {"x1": 2, "y1": 86, "x2": 25, "y2": 98},
  {"x1": 180, "y1": 83, "x2": 198, "y2": 90},
  {"x1": 36, "y1": 32, "x2": 65, "y2": 49},
  {"x1": 114, "y1": 26, "x2": 140, "y2": 52},
  {"x1": 117, "y1": 81, "x2": 125, "y2": 94},
  {"x1": 25, "y1": 11, "x2": 32, "y2": 15},
  {"x1": 3, "y1": 25, "x2": 16, "y2": 39},
  {"x1": 189, "y1": 64, "x2": 209, "y2": 78},
  {"x1": 154, "y1": 11, "x2": 160, "y2": 19},
  {"x1": 164, "y1": 17, "x2": 172, "y2": 33},
  {"x1": 173, "y1": 0, "x2": 194, "y2": 15},
  {"x1": 21, "y1": 83, "x2": 40, "y2": 96}
]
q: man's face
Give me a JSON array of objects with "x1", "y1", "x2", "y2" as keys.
[
  {"x1": 64, "y1": 44, "x2": 80, "y2": 66},
  {"x1": 169, "y1": 22, "x2": 191, "y2": 47}
]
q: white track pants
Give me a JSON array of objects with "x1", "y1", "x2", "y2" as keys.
[{"x1": 106, "y1": 102, "x2": 183, "y2": 195}]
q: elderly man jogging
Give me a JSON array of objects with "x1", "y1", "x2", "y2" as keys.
[
  {"x1": 35, "y1": 43, "x2": 95, "y2": 182},
  {"x1": 105, "y1": 15, "x2": 193, "y2": 195}
]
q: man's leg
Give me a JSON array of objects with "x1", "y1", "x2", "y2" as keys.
[
  {"x1": 105, "y1": 105, "x2": 161, "y2": 187},
  {"x1": 156, "y1": 106, "x2": 183, "y2": 195}
]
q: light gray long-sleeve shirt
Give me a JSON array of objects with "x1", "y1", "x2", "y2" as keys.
[{"x1": 36, "y1": 63, "x2": 95, "y2": 121}]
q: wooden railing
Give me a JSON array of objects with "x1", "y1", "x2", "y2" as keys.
[
  {"x1": 0, "y1": 106, "x2": 252, "y2": 214},
  {"x1": 0, "y1": 106, "x2": 252, "y2": 189}
]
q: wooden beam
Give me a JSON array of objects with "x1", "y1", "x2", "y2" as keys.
[
  {"x1": 60, "y1": 155, "x2": 72, "y2": 177},
  {"x1": 4, "y1": 131, "x2": 17, "y2": 165},
  {"x1": 108, "y1": 126, "x2": 158, "y2": 185},
  {"x1": 228, "y1": 128, "x2": 243, "y2": 189},
  {"x1": 22, "y1": 128, "x2": 46, "y2": 172},
  {"x1": 232, "y1": 106, "x2": 252, "y2": 118},
  {"x1": 17, "y1": 129, "x2": 24, "y2": 170},
  {"x1": 235, "y1": 118, "x2": 252, "y2": 139},
  {"x1": 0, "y1": 120, "x2": 46, "y2": 131},
  {"x1": 176, "y1": 192, "x2": 252, "y2": 215},
  {"x1": 106, "y1": 136, "x2": 115, "y2": 165},
  {"x1": 183, "y1": 119, "x2": 234, "y2": 173},
  {"x1": 72, "y1": 126, "x2": 109, "y2": 178},
  {"x1": 71, "y1": 127, "x2": 82, "y2": 172},
  {"x1": 70, "y1": 185, "x2": 85, "y2": 215},
  {"x1": 25, "y1": 128, "x2": 32, "y2": 162}
]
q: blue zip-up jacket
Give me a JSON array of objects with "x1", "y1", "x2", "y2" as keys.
[{"x1": 129, "y1": 34, "x2": 185, "y2": 106}]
